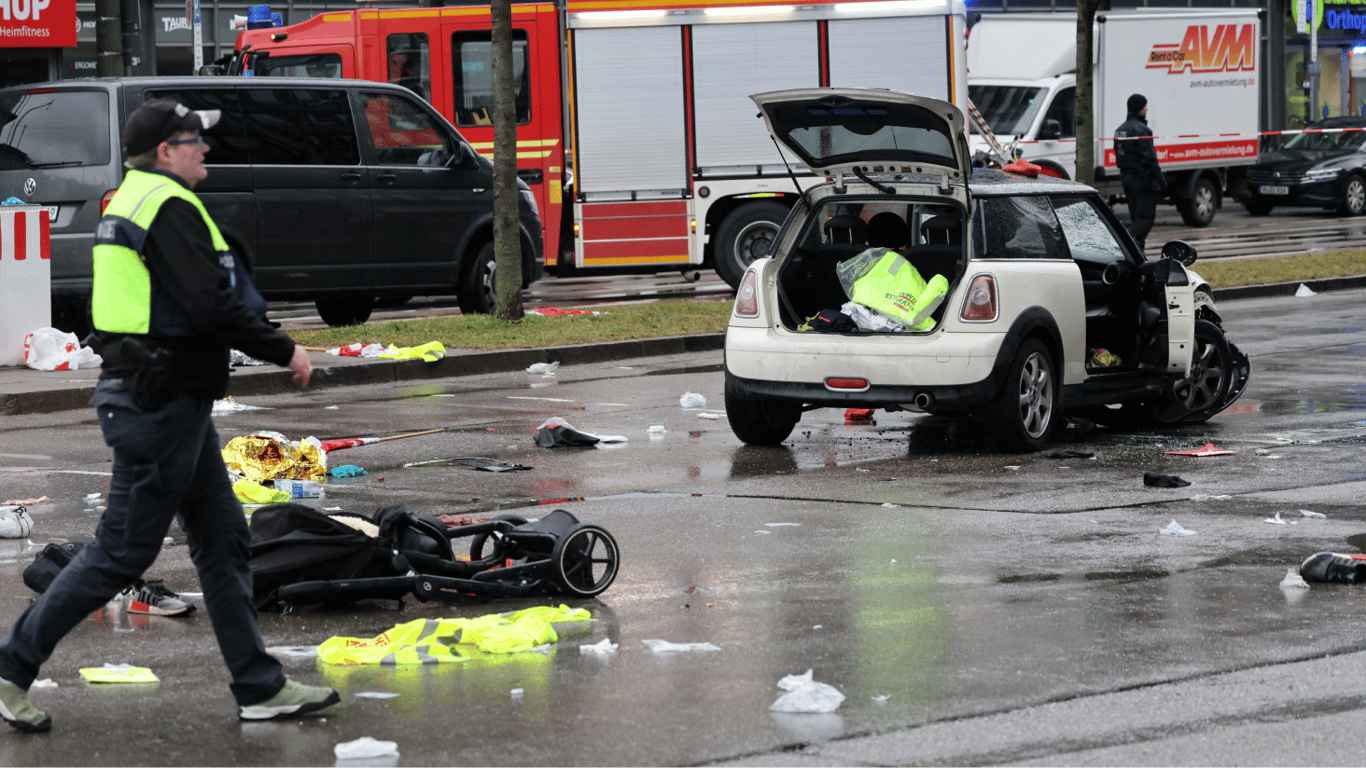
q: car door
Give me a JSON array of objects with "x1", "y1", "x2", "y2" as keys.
[
  {"x1": 354, "y1": 87, "x2": 480, "y2": 289},
  {"x1": 239, "y1": 85, "x2": 371, "y2": 294}
]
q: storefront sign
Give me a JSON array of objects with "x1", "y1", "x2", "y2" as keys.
[
  {"x1": 1326, "y1": 6, "x2": 1366, "y2": 31},
  {"x1": 0, "y1": 0, "x2": 76, "y2": 47}
]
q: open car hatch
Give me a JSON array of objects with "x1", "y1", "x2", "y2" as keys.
[{"x1": 751, "y1": 88, "x2": 969, "y2": 180}]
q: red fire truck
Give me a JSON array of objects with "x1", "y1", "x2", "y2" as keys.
[{"x1": 233, "y1": 0, "x2": 968, "y2": 289}]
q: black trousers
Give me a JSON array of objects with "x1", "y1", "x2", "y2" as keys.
[
  {"x1": 0, "y1": 380, "x2": 285, "y2": 706},
  {"x1": 1122, "y1": 177, "x2": 1158, "y2": 254}
]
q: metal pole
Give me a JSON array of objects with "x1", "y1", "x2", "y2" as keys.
[
  {"x1": 1309, "y1": 0, "x2": 1320, "y2": 121},
  {"x1": 192, "y1": 0, "x2": 203, "y2": 72},
  {"x1": 96, "y1": 0, "x2": 124, "y2": 77}
]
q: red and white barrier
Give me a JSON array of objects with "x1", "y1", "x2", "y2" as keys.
[{"x1": 0, "y1": 207, "x2": 51, "y2": 367}]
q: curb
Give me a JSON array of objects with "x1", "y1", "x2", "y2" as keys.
[
  {"x1": 4, "y1": 274, "x2": 1363, "y2": 417},
  {"x1": 0, "y1": 332, "x2": 726, "y2": 417}
]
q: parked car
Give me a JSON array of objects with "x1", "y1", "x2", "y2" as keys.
[
  {"x1": 1239, "y1": 116, "x2": 1366, "y2": 216},
  {"x1": 0, "y1": 76, "x2": 544, "y2": 331},
  {"x1": 724, "y1": 88, "x2": 1250, "y2": 452}
]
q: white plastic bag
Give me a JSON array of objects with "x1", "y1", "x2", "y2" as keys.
[
  {"x1": 23, "y1": 327, "x2": 102, "y2": 371},
  {"x1": 679, "y1": 392, "x2": 707, "y2": 408},
  {"x1": 0, "y1": 505, "x2": 33, "y2": 538}
]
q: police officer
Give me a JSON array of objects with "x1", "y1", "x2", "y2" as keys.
[
  {"x1": 1115, "y1": 93, "x2": 1167, "y2": 254},
  {"x1": 0, "y1": 100, "x2": 338, "y2": 732}
]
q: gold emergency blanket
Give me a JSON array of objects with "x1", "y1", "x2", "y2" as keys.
[
  {"x1": 317, "y1": 606, "x2": 592, "y2": 666},
  {"x1": 221, "y1": 434, "x2": 327, "y2": 482}
]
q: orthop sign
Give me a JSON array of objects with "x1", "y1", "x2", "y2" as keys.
[
  {"x1": 1326, "y1": 7, "x2": 1366, "y2": 32},
  {"x1": 0, "y1": 0, "x2": 75, "y2": 47}
]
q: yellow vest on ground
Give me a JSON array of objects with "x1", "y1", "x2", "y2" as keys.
[{"x1": 317, "y1": 606, "x2": 592, "y2": 666}]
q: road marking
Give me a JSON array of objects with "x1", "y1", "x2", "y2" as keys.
[{"x1": 508, "y1": 396, "x2": 576, "y2": 402}]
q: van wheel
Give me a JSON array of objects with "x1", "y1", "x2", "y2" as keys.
[
  {"x1": 1340, "y1": 174, "x2": 1366, "y2": 216},
  {"x1": 715, "y1": 202, "x2": 787, "y2": 291},
  {"x1": 458, "y1": 242, "x2": 496, "y2": 314},
  {"x1": 1177, "y1": 177, "x2": 1218, "y2": 227},
  {"x1": 724, "y1": 371, "x2": 800, "y2": 446},
  {"x1": 986, "y1": 338, "x2": 1057, "y2": 452},
  {"x1": 315, "y1": 297, "x2": 373, "y2": 327}
]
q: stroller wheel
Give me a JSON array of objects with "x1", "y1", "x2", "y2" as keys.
[
  {"x1": 552, "y1": 524, "x2": 619, "y2": 597},
  {"x1": 412, "y1": 578, "x2": 438, "y2": 601},
  {"x1": 469, "y1": 514, "x2": 530, "y2": 560}
]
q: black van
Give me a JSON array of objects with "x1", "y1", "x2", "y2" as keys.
[{"x1": 0, "y1": 76, "x2": 544, "y2": 329}]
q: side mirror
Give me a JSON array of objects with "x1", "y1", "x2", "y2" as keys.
[
  {"x1": 445, "y1": 140, "x2": 470, "y2": 168},
  {"x1": 1037, "y1": 118, "x2": 1062, "y2": 141},
  {"x1": 197, "y1": 65, "x2": 226, "y2": 76},
  {"x1": 1161, "y1": 239, "x2": 1197, "y2": 266}
]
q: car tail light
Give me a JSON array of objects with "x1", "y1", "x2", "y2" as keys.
[
  {"x1": 734, "y1": 270, "x2": 759, "y2": 317},
  {"x1": 960, "y1": 274, "x2": 998, "y2": 322},
  {"x1": 825, "y1": 377, "x2": 870, "y2": 391},
  {"x1": 100, "y1": 189, "x2": 117, "y2": 215}
]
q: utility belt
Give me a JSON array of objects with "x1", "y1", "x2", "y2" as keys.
[{"x1": 95, "y1": 335, "x2": 179, "y2": 412}]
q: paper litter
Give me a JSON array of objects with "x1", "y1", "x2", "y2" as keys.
[
  {"x1": 334, "y1": 737, "x2": 399, "y2": 760},
  {"x1": 1161, "y1": 520, "x2": 1196, "y2": 536},
  {"x1": 642, "y1": 639, "x2": 720, "y2": 653}
]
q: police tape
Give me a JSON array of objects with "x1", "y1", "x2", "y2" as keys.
[{"x1": 997, "y1": 126, "x2": 1366, "y2": 145}]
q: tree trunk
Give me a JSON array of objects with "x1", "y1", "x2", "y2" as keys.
[
  {"x1": 1075, "y1": 0, "x2": 1094, "y2": 186},
  {"x1": 490, "y1": 0, "x2": 524, "y2": 321}
]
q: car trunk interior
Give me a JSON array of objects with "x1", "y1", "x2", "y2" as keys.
[{"x1": 774, "y1": 196, "x2": 965, "y2": 332}]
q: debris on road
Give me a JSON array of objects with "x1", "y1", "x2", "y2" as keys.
[
  {"x1": 1166, "y1": 443, "x2": 1238, "y2": 457},
  {"x1": 580, "y1": 639, "x2": 618, "y2": 655},
  {"x1": 1046, "y1": 449, "x2": 1094, "y2": 459},
  {"x1": 1280, "y1": 567, "x2": 1310, "y2": 589},
  {"x1": 535, "y1": 417, "x2": 626, "y2": 447},
  {"x1": 212, "y1": 397, "x2": 270, "y2": 414},
  {"x1": 335, "y1": 737, "x2": 400, "y2": 761},
  {"x1": 1144, "y1": 472, "x2": 1190, "y2": 488},
  {"x1": 845, "y1": 408, "x2": 875, "y2": 422},
  {"x1": 79, "y1": 664, "x2": 158, "y2": 684},
  {"x1": 642, "y1": 639, "x2": 721, "y2": 653},
  {"x1": 679, "y1": 392, "x2": 707, "y2": 408},
  {"x1": 1295, "y1": 283, "x2": 1317, "y2": 297},
  {"x1": 771, "y1": 669, "x2": 845, "y2": 714},
  {"x1": 453, "y1": 458, "x2": 531, "y2": 472},
  {"x1": 318, "y1": 606, "x2": 592, "y2": 664},
  {"x1": 528, "y1": 307, "x2": 600, "y2": 317},
  {"x1": 4, "y1": 496, "x2": 49, "y2": 507},
  {"x1": 0, "y1": 505, "x2": 33, "y2": 538},
  {"x1": 1161, "y1": 520, "x2": 1196, "y2": 536},
  {"x1": 222, "y1": 432, "x2": 327, "y2": 482},
  {"x1": 1264, "y1": 512, "x2": 1292, "y2": 526},
  {"x1": 1299, "y1": 509, "x2": 1327, "y2": 519},
  {"x1": 330, "y1": 464, "x2": 368, "y2": 477},
  {"x1": 232, "y1": 479, "x2": 288, "y2": 505},
  {"x1": 321, "y1": 429, "x2": 445, "y2": 453},
  {"x1": 697, "y1": 412, "x2": 721, "y2": 420},
  {"x1": 526, "y1": 361, "x2": 560, "y2": 374}
]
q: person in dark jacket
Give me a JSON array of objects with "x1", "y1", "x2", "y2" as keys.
[
  {"x1": 0, "y1": 99, "x2": 338, "y2": 733},
  {"x1": 1114, "y1": 93, "x2": 1167, "y2": 254}
]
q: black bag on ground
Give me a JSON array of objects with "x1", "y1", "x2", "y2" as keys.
[{"x1": 22, "y1": 541, "x2": 88, "y2": 594}]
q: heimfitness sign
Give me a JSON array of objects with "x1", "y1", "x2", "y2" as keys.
[{"x1": 0, "y1": 0, "x2": 76, "y2": 47}]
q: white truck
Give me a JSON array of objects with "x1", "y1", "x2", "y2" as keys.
[{"x1": 966, "y1": 9, "x2": 1262, "y2": 227}]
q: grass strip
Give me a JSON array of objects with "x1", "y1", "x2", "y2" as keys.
[
  {"x1": 1194, "y1": 248, "x2": 1366, "y2": 289},
  {"x1": 287, "y1": 297, "x2": 735, "y2": 351}
]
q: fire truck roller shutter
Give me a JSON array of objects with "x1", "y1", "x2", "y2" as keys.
[{"x1": 828, "y1": 15, "x2": 950, "y2": 100}]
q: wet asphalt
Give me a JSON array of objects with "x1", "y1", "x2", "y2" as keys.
[{"x1": 1, "y1": 288, "x2": 1366, "y2": 765}]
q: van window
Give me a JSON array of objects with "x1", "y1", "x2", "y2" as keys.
[
  {"x1": 252, "y1": 53, "x2": 343, "y2": 78},
  {"x1": 971, "y1": 196, "x2": 1067, "y2": 260},
  {"x1": 451, "y1": 30, "x2": 530, "y2": 127},
  {"x1": 359, "y1": 91, "x2": 453, "y2": 166},
  {"x1": 387, "y1": 33, "x2": 429, "y2": 102},
  {"x1": 239, "y1": 88, "x2": 359, "y2": 166},
  {"x1": 0, "y1": 89, "x2": 110, "y2": 169},
  {"x1": 147, "y1": 89, "x2": 250, "y2": 165}
]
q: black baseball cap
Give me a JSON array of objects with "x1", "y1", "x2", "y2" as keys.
[{"x1": 122, "y1": 99, "x2": 221, "y2": 156}]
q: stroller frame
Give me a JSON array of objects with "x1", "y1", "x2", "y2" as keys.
[{"x1": 250, "y1": 505, "x2": 619, "y2": 610}]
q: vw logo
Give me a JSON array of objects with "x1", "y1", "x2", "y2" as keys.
[
  {"x1": 1273, "y1": 171, "x2": 1280, "y2": 181},
  {"x1": 22, "y1": 178, "x2": 35, "y2": 196}
]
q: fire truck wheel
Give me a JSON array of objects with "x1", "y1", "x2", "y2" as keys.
[
  {"x1": 458, "y1": 242, "x2": 497, "y2": 314},
  {"x1": 715, "y1": 202, "x2": 787, "y2": 290}
]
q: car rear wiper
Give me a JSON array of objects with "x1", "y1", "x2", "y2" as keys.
[{"x1": 28, "y1": 160, "x2": 82, "y2": 168}]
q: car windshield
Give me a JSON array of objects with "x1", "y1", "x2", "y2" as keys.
[
  {"x1": 1283, "y1": 128, "x2": 1366, "y2": 152},
  {"x1": 968, "y1": 85, "x2": 1046, "y2": 136}
]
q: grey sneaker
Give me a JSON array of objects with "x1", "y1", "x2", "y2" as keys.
[
  {"x1": 0, "y1": 677, "x2": 51, "y2": 733},
  {"x1": 238, "y1": 679, "x2": 340, "y2": 721}
]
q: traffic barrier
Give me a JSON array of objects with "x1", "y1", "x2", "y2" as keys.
[
  {"x1": 1006, "y1": 126, "x2": 1366, "y2": 145},
  {"x1": 0, "y1": 206, "x2": 51, "y2": 367}
]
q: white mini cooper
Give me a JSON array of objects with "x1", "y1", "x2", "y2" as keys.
[{"x1": 724, "y1": 88, "x2": 1249, "y2": 452}]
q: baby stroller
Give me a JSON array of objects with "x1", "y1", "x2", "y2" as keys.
[{"x1": 248, "y1": 503, "x2": 619, "y2": 610}]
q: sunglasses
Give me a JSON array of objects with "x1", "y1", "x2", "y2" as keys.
[{"x1": 165, "y1": 136, "x2": 204, "y2": 146}]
